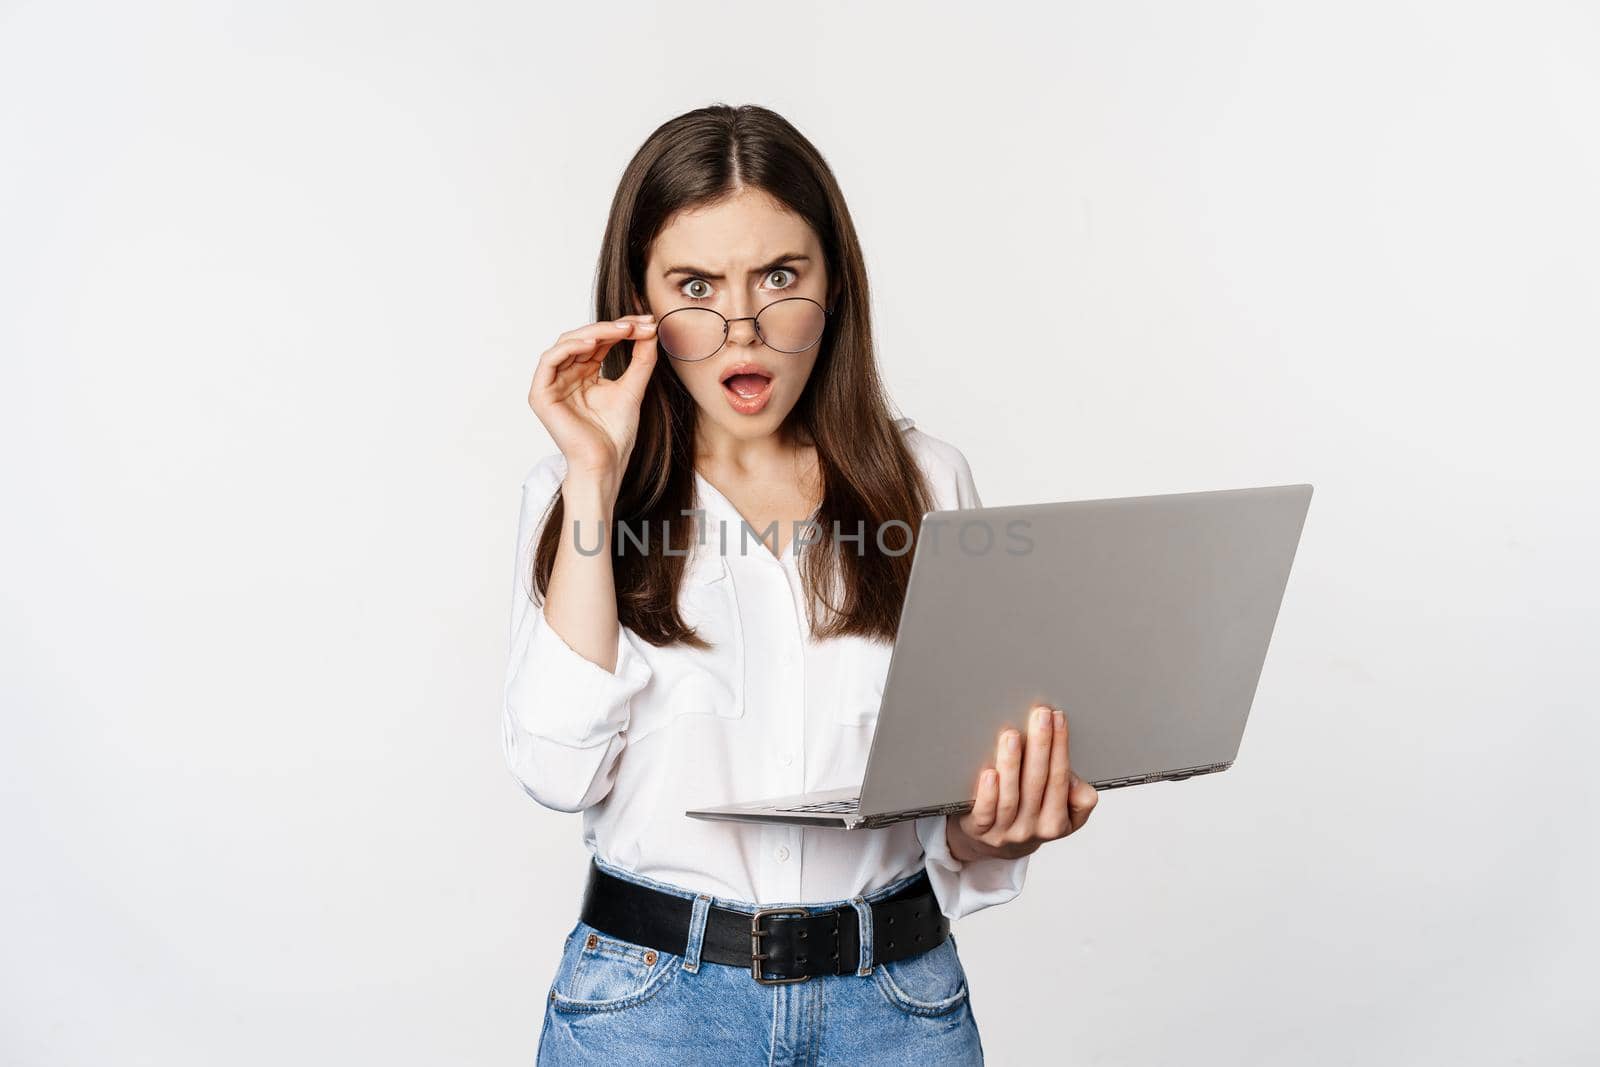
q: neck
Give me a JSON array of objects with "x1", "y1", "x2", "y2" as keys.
[{"x1": 694, "y1": 417, "x2": 812, "y2": 474}]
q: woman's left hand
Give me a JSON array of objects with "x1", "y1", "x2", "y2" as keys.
[{"x1": 946, "y1": 703, "x2": 1099, "y2": 862}]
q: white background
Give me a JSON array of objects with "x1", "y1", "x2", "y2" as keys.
[{"x1": 3, "y1": 1, "x2": 1596, "y2": 1063}]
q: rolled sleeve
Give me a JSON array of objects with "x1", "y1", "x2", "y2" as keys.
[
  {"x1": 510, "y1": 601, "x2": 652, "y2": 746},
  {"x1": 914, "y1": 814, "x2": 1030, "y2": 923},
  {"x1": 501, "y1": 453, "x2": 652, "y2": 813}
]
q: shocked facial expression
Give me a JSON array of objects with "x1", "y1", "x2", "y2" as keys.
[{"x1": 641, "y1": 187, "x2": 831, "y2": 440}]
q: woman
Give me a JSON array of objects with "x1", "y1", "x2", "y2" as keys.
[{"x1": 506, "y1": 104, "x2": 1099, "y2": 1065}]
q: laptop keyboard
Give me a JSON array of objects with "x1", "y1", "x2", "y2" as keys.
[{"x1": 775, "y1": 796, "x2": 860, "y2": 813}]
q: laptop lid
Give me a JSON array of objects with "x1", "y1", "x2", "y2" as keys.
[{"x1": 855, "y1": 483, "x2": 1313, "y2": 818}]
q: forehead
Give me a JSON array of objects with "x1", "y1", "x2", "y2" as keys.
[{"x1": 648, "y1": 189, "x2": 821, "y2": 268}]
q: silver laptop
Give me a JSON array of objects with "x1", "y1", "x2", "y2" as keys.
[{"x1": 685, "y1": 483, "x2": 1314, "y2": 829}]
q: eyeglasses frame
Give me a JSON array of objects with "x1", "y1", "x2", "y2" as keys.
[{"x1": 653, "y1": 295, "x2": 835, "y2": 363}]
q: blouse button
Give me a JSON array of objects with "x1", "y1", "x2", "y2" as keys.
[
  {"x1": 779, "y1": 751, "x2": 793, "y2": 766},
  {"x1": 775, "y1": 845, "x2": 790, "y2": 862}
]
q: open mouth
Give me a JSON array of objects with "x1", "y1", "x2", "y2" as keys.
[{"x1": 719, "y1": 364, "x2": 775, "y2": 413}]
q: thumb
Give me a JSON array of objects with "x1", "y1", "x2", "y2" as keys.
[{"x1": 616, "y1": 329, "x2": 659, "y2": 402}]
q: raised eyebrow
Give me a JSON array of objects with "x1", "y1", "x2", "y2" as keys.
[{"x1": 661, "y1": 254, "x2": 811, "y2": 281}]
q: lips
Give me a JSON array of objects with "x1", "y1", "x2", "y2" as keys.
[{"x1": 718, "y1": 361, "x2": 775, "y2": 415}]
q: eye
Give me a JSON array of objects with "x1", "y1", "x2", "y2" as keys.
[
  {"x1": 764, "y1": 268, "x2": 797, "y2": 290},
  {"x1": 680, "y1": 278, "x2": 714, "y2": 301}
]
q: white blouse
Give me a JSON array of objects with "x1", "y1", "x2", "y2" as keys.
[{"x1": 502, "y1": 417, "x2": 1029, "y2": 923}]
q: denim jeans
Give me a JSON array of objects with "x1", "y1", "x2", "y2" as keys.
[{"x1": 536, "y1": 857, "x2": 985, "y2": 1065}]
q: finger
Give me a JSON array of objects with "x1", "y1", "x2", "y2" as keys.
[
  {"x1": 616, "y1": 322, "x2": 660, "y2": 400},
  {"x1": 554, "y1": 315, "x2": 656, "y2": 347},
  {"x1": 993, "y1": 726, "x2": 1023, "y2": 832},
  {"x1": 966, "y1": 767, "x2": 999, "y2": 835},
  {"x1": 584, "y1": 318, "x2": 655, "y2": 371},
  {"x1": 1039, "y1": 707, "x2": 1073, "y2": 838},
  {"x1": 1068, "y1": 773, "x2": 1099, "y2": 834},
  {"x1": 1017, "y1": 704, "x2": 1054, "y2": 828},
  {"x1": 535, "y1": 340, "x2": 612, "y2": 406},
  {"x1": 531, "y1": 336, "x2": 604, "y2": 401},
  {"x1": 536, "y1": 318, "x2": 659, "y2": 402}
]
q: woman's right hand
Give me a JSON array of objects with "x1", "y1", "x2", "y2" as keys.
[{"x1": 527, "y1": 314, "x2": 660, "y2": 496}]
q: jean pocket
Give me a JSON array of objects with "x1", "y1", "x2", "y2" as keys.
[
  {"x1": 871, "y1": 934, "x2": 971, "y2": 1018},
  {"x1": 548, "y1": 921, "x2": 681, "y2": 1014}
]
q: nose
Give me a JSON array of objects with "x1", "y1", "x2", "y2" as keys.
[{"x1": 725, "y1": 309, "x2": 761, "y2": 348}]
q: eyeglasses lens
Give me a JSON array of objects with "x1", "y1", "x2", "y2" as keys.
[{"x1": 657, "y1": 298, "x2": 826, "y2": 362}]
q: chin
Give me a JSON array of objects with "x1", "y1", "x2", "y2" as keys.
[{"x1": 697, "y1": 389, "x2": 795, "y2": 436}]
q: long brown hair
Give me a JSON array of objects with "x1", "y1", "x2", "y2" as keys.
[{"x1": 531, "y1": 103, "x2": 934, "y2": 647}]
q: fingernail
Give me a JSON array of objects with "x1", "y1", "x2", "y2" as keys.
[
  {"x1": 1007, "y1": 731, "x2": 1020, "y2": 752},
  {"x1": 1054, "y1": 709, "x2": 1065, "y2": 728},
  {"x1": 1035, "y1": 706, "x2": 1050, "y2": 728}
]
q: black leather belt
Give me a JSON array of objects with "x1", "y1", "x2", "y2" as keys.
[{"x1": 578, "y1": 860, "x2": 950, "y2": 984}]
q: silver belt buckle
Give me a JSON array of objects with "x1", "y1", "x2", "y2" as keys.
[{"x1": 750, "y1": 907, "x2": 812, "y2": 985}]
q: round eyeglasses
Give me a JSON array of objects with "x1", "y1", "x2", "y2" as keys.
[{"x1": 655, "y1": 296, "x2": 831, "y2": 363}]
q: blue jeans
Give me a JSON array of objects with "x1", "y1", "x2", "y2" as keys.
[{"x1": 536, "y1": 857, "x2": 985, "y2": 1065}]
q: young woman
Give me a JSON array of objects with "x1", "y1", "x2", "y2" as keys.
[{"x1": 506, "y1": 104, "x2": 1099, "y2": 1065}]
